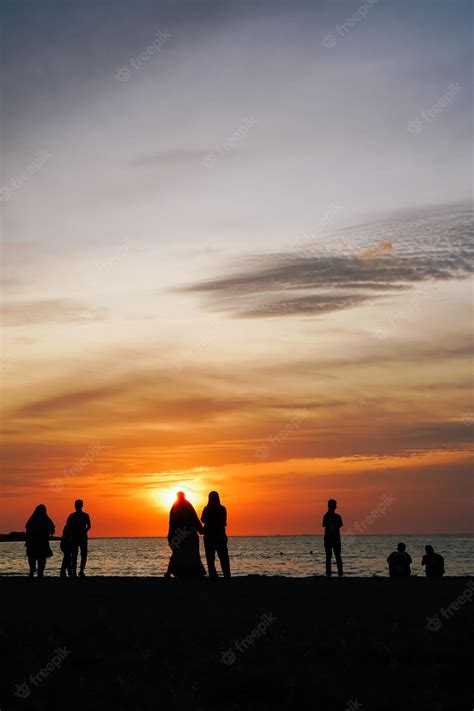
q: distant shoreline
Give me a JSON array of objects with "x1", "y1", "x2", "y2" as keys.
[{"x1": 1, "y1": 532, "x2": 473, "y2": 541}]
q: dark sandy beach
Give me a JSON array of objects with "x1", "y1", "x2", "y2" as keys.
[{"x1": 1, "y1": 576, "x2": 472, "y2": 711}]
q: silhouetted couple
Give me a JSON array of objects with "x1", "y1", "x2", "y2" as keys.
[
  {"x1": 25, "y1": 499, "x2": 91, "y2": 578},
  {"x1": 165, "y1": 491, "x2": 230, "y2": 580},
  {"x1": 387, "y1": 542, "x2": 445, "y2": 577}
]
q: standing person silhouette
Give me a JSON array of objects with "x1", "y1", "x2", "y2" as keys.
[
  {"x1": 387, "y1": 542, "x2": 412, "y2": 577},
  {"x1": 165, "y1": 492, "x2": 205, "y2": 578},
  {"x1": 67, "y1": 499, "x2": 91, "y2": 577},
  {"x1": 25, "y1": 504, "x2": 55, "y2": 578},
  {"x1": 322, "y1": 498, "x2": 343, "y2": 577},
  {"x1": 201, "y1": 491, "x2": 231, "y2": 580},
  {"x1": 421, "y1": 544, "x2": 445, "y2": 577}
]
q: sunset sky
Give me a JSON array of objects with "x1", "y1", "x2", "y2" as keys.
[{"x1": 1, "y1": 0, "x2": 472, "y2": 536}]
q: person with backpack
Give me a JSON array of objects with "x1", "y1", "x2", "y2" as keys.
[
  {"x1": 421, "y1": 544, "x2": 445, "y2": 577},
  {"x1": 59, "y1": 524, "x2": 73, "y2": 577}
]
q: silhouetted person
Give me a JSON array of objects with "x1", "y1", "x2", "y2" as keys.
[
  {"x1": 25, "y1": 504, "x2": 55, "y2": 578},
  {"x1": 422, "y1": 544, "x2": 445, "y2": 577},
  {"x1": 201, "y1": 491, "x2": 231, "y2": 580},
  {"x1": 387, "y1": 542, "x2": 412, "y2": 577},
  {"x1": 67, "y1": 499, "x2": 91, "y2": 577},
  {"x1": 323, "y1": 498, "x2": 343, "y2": 577},
  {"x1": 60, "y1": 524, "x2": 73, "y2": 578},
  {"x1": 165, "y1": 492, "x2": 205, "y2": 578}
]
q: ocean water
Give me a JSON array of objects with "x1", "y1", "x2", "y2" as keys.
[{"x1": 0, "y1": 535, "x2": 472, "y2": 577}]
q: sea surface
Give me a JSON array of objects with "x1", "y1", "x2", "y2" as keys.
[{"x1": 0, "y1": 535, "x2": 472, "y2": 577}]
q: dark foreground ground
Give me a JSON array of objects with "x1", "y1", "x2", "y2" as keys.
[{"x1": 0, "y1": 576, "x2": 472, "y2": 711}]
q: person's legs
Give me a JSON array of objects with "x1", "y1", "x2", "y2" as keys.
[
  {"x1": 216, "y1": 543, "x2": 231, "y2": 578},
  {"x1": 204, "y1": 540, "x2": 218, "y2": 579},
  {"x1": 60, "y1": 554, "x2": 68, "y2": 577},
  {"x1": 79, "y1": 539, "x2": 88, "y2": 574},
  {"x1": 71, "y1": 543, "x2": 79, "y2": 576},
  {"x1": 324, "y1": 541, "x2": 332, "y2": 577},
  {"x1": 37, "y1": 557, "x2": 46, "y2": 577},
  {"x1": 334, "y1": 541, "x2": 343, "y2": 577},
  {"x1": 27, "y1": 554, "x2": 37, "y2": 577}
]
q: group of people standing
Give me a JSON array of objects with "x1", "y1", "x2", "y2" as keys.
[
  {"x1": 322, "y1": 498, "x2": 445, "y2": 578},
  {"x1": 24, "y1": 494, "x2": 445, "y2": 579},
  {"x1": 25, "y1": 499, "x2": 91, "y2": 578}
]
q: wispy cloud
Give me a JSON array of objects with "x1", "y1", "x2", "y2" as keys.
[{"x1": 181, "y1": 205, "x2": 473, "y2": 318}]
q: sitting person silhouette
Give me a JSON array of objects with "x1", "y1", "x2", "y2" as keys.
[
  {"x1": 67, "y1": 499, "x2": 91, "y2": 577},
  {"x1": 60, "y1": 524, "x2": 73, "y2": 578},
  {"x1": 201, "y1": 491, "x2": 231, "y2": 580},
  {"x1": 322, "y1": 498, "x2": 343, "y2": 577},
  {"x1": 387, "y1": 542, "x2": 412, "y2": 577},
  {"x1": 25, "y1": 504, "x2": 55, "y2": 578},
  {"x1": 421, "y1": 545, "x2": 445, "y2": 577},
  {"x1": 165, "y1": 491, "x2": 205, "y2": 578}
]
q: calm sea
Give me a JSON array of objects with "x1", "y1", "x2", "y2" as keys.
[{"x1": 0, "y1": 535, "x2": 472, "y2": 577}]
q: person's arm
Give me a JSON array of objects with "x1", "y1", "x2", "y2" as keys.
[
  {"x1": 339, "y1": 515, "x2": 343, "y2": 528},
  {"x1": 407, "y1": 554, "x2": 412, "y2": 564},
  {"x1": 201, "y1": 507, "x2": 207, "y2": 525},
  {"x1": 49, "y1": 519, "x2": 55, "y2": 536},
  {"x1": 387, "y1": 552, "x2": 393, "y2": 564},
  {"x1": 322, "y1": 513, "x2": 327, "y2": 528},
  {"x1": 223, "y1": 506, "x2": 227, "y2": 528},
  {"x1": 85, "y1": 514, "x2": 91, "y2": 532},
  {"x1": 421, "y1": 555, "x2": 426, "y2": 566}
]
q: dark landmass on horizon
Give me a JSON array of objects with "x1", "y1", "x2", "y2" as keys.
[{"x1": 1, "y1": 576, "x2": 472, "y2": 710}]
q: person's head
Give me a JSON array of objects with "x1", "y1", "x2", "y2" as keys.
[
  {"x1": 328, "y1": 499, "x2": 337, "y2": 511},
  {"x1": 208, "y1": 491, "x2": 221, "y2": 506},
  {"x1": 176, "y1": 491, "x2": 186, "y2": 503},
  {"x1": 425, "y1": 545, "x2": 434, "y2": 555},
  {"x1": 33, "y1": 504, "x2": 47, "y2": 517},
  {"x1": 397, "y1": 542, "x2": 406, "y2": 552},
  {"x1": 75, "y1": 499, "x2": 83, "y2": 511}
]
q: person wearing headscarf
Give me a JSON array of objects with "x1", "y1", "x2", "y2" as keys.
[
  {"x1": 25, "y1": 504, "x2": 55, "y2": 578},
  {"x1": 165, "y1": 492, "x2": 205, "y2": 578}
]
